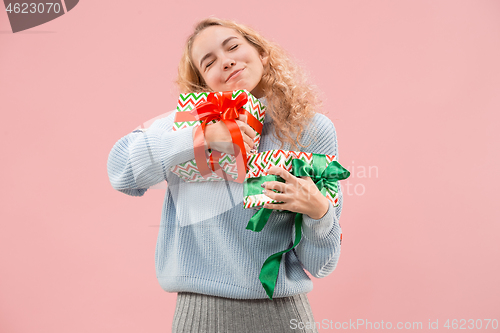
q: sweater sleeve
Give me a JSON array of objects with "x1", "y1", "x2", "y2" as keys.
[
  {"x1": 293, "y1": 114, "x2": 344, "y2": 278},
  {"x1": 106, "y1": 112, "x2": 196, "y2": 197}
]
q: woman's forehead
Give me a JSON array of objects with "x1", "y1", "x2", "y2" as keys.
[
  {"x1": 193, "y1": 26, "x2": 242, "y2": 51},
  {"x1": 200, "y1": 25, "x2": 240, "y2": 39}
]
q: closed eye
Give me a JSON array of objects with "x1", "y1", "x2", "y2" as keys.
[{"x1": 205, "y1": 45, "x2": 238, "y2": 69}]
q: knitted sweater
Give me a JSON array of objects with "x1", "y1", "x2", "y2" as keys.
[{"x1": 106, "y1": 98, "x2": 344, "y2": 299}]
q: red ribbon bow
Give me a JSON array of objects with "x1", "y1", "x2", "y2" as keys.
[{"x1": 190, "y1": 91, "x2": 250, "y2": 183}]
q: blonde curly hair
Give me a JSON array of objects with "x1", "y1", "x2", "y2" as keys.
[{"x1": 176, "y1": 17, "x2": 323, "y2": 150}]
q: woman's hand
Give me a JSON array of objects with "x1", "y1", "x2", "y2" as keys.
[
  {"x1": 199, "y1": 114, "x2": 257, "y2": 155},
  {"x1": 262, "y1": 166, "x2": 330, "y2": 220}
]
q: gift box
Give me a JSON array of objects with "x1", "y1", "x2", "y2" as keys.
[
  {"x1": 170, "y1": 90, "x2": 265, "y2": 183},
  {"x1": 243, "y1": 150, "x2": 350, "y2": 299},
  {"x1": 243, "y1": 150, "x2": 341, "y2": 209}
]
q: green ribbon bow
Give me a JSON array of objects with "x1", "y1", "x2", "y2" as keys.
[{"x1": 245, "y1": 153, "x2": 350, "y2": 299}]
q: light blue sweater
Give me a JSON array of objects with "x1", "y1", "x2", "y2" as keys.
[{"x1": 107, "y1": 98, "x2": 344, "y2": 299}]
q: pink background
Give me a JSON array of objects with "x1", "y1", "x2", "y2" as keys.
[{"x1": 1, "y1": 0, "x2": 499, "y2": 332}]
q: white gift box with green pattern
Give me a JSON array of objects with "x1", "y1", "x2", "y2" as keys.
[{"x1": 243, "y1": 150, "x2": 340, "y2": 209}]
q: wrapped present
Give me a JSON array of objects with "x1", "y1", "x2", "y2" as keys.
[
  {"x1": 170, "y1": 90, "x2": 265, "y2": 183},
  {"x1": 243, "y1": 150, "x2": 350, "y2": 299},
  {"x1": 244, "y1": 150, "x2": 341, "y2": 209}
]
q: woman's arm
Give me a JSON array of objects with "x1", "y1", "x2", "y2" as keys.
[
  {"x1": 263, "y1": 114, "x2": 344, "y2": 278},
  {"x1": 106, "y1": 112, "x2": 196, "y2": 196},
  {"x1": 296, "y1": 115, "x2": 343, "y2": 277},
  {"x1": 296, "y1": 192, "x2": 343, "y2": 278}
]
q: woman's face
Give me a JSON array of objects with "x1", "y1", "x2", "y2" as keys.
[{"x1": 191, "y1": 26, "x2": 268, "y2": 98}]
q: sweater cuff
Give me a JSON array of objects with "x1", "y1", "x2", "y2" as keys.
[{"x1": 301, "y1": 201, "x2": 336, "y2": 241}]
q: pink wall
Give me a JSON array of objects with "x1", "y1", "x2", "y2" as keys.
[{"x1": 1, "y1": 0, "x2": 499, "y2": 332}]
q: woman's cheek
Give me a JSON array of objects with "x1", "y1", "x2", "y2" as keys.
[{"x1": 206, "y1": 74, "x2": 219, "y2": 90}]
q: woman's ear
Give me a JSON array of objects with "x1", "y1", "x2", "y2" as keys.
[{"x1": 260, "y1": 52, "x2": 269, "y2": 66}]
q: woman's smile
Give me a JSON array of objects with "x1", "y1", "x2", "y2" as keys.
[{"x1": 226, "y1": 68, "x2": 244, "y2": 82}]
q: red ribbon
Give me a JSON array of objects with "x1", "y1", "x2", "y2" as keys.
[{"x1": 190, "y1": 91, "x2": 250, "y2": 183}]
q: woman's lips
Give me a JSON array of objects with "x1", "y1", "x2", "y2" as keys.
[{"x1": 227, "y1": 68, "x2": 244, "y2": 82}]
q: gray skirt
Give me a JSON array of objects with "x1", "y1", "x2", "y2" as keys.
[{"x1": 172, "y1": 292, "x2": 319, "y2": 333}]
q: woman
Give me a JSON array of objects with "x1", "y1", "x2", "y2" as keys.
[{"x1": 107, "y1": 17, "x2": 344, "y2": 333}]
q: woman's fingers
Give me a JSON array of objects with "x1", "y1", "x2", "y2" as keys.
[
  {"x1": 210, "y1": 140, "x2": 252, "y2": 156},
  {"x1": 236, "y1": 120, "x2": 257, "y2": 140},
  {"x1": 244, "y1": 142, "x2": 252, "y2": 154},
  {"x1": 203, "y1": 120, "x2": 257, "y2": 154},
  {"x1": 238, "y1": 122, "x2": 257, "y2": 152},
  {"x1": 233, "y1": 122, "x2": 255, "y2": 152},
  {"x1": 262, "y1": 180, "x2": 288, "y2": 193},
  {"x1": 243, "y1": 124, "x2": 257, "y2": 140},
  {"x1": 238, "y1": 113, "x2": 248, "y2": 123},
  {"x1": 266, "y1": 166, "x2": 297, "y2": 184},
  {"x1": 263, "y1": 189, "x2": 286, "y2": 202}
]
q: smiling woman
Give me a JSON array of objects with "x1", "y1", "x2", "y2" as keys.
[
  {"x1": 107, "y1": 16, "x2": 346, "y2": 333},
  {"x1": 176, "y1": 17, "x2": 321, "y2": 152}
]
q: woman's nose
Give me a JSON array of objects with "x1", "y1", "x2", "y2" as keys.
[{"x1": 222, "y1": 57, "x2": 236, "y2": 69}]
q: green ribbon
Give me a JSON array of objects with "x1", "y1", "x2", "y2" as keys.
[
  {"x1": 244, "y1": 175, "x2": 285, "y2": 232},
  {"x1": 245, "y1": 153, "x2": 350, "y2": 299},
  {"x1": 293, "y1": 155, "x2": 351, "y2": 197},
  {"x1": 258, "y1": 213, "x2": 302, "y2": 299}
]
